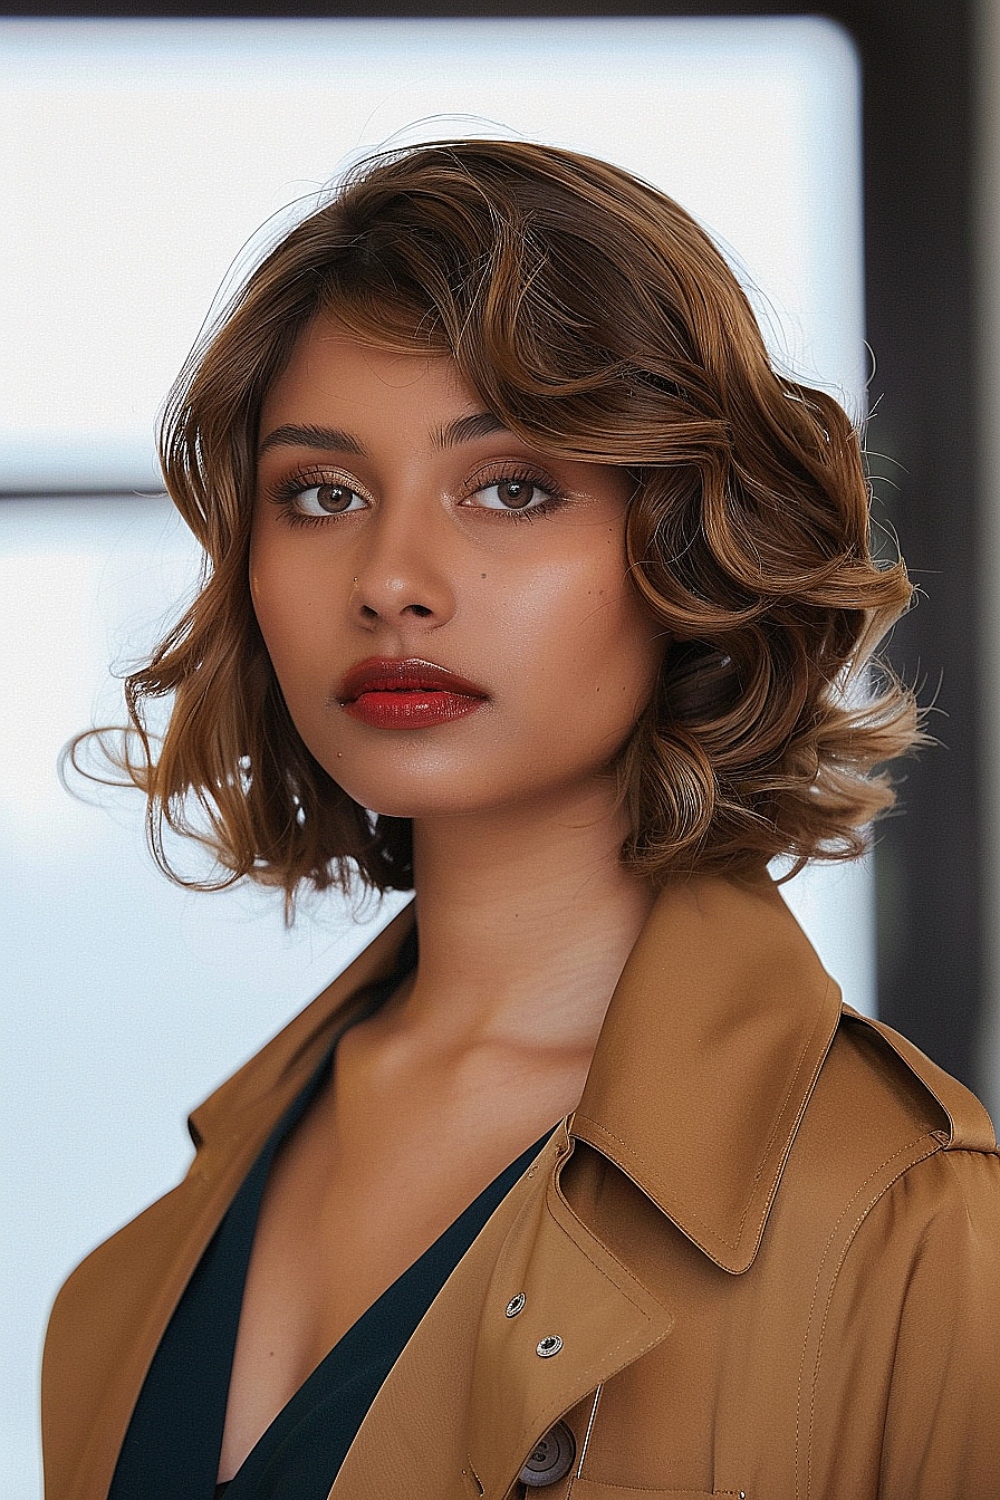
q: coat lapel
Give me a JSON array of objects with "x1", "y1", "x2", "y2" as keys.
[{"x1": 463, "y1": 1128, "x2": 675, "y2": 1497}]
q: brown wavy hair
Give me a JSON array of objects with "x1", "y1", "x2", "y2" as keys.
[{"x1": 78, "y1": 138, "x2": 924, "y2": 906}]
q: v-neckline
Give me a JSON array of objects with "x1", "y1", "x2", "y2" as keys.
[{"x1": 214, "y1": 1116, "x2": 558, "y2": 1499}]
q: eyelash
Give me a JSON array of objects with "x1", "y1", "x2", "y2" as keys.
[{"x1": 265, "y1": 463, "x2": 568, "y2": 528}]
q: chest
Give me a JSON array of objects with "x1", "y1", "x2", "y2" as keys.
[{"x1": 219, "y1": 1031, "x2": 584, "y2": 1481}]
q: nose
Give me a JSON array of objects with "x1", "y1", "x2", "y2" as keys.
[{"x1": 349, "y1": 495, "x2": 457, "y2": 631}]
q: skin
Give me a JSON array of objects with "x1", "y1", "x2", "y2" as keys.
[{"x1": 220, "y1": 314, "x2": 667, "y2": 1478}]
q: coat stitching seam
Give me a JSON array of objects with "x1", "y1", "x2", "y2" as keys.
[
  {"x1": 564, "y1": 1384, "x2": 604, "y2": 1497},
  {"x1": 547, "y1": 1149, "x2": 669, "y2": 1318},
  {"x1": 795, "y1": 1133, "x2": 941, "y2": 1500},
  {"x1": 491, "y1": 1136, "x2": 568, "y2": 1288},
  {"x1": 543, "y1": 1192, "x2": 657, "y2": 1318},
  {"x1": 563, "y1": 1484, "x2": 743, "y2": 1495}
]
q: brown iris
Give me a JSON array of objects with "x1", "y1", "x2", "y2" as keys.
[
  {"x1": 496, "y1": 479, "x2": 535, "y2": 510},
  {"x1": 315, "y1": 484, "x2": 355, "y2": 514}
]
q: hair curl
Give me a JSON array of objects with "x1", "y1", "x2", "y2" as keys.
[{"x1": 76, "y1": 138, "x2": 924, "y2": 907}]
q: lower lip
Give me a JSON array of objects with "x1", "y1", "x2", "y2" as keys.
[{"x1": 343, "y1": 690, "x2": 487, "y2": 729}]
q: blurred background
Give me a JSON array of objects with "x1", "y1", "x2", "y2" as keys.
[{"x1": 0, "y1": 3, "x2": 994, "y2": 1497}]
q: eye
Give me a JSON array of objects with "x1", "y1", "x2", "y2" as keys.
[
  {"x1": 293, "y1": 482, "x2": 367, "y2": 517},
  {"x1": 470, "y1": 476, "x2": 555, "y2": 514}
]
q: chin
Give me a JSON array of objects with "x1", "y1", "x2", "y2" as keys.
[
  {"x1": 314, "y1": 730, "x2": 514, "y2": 819},
  {"x1": 328, "y1": 766, "x2": 503, "y2": 822}
]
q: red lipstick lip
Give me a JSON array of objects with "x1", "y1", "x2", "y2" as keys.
[{"x1": 337, "y1": 657, "x2": 489, "y2": 704}]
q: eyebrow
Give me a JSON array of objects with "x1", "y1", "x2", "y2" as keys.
[
  {"x1": 432, "y1": 411, "x2": 510, "y2": 448},
  {"x1": 257, "y1": 411, "x2": 511, "y2": 458}
]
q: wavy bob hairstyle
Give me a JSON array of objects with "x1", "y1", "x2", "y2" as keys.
[{"x1": 89, "y1": 138, "x2": 923, "y2": 907}]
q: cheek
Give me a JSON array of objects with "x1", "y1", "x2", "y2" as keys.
[
  {"x1": 249, "y1": 562, "x2": 295, "y2": 674},
  {"x1": 249, "y1": 554, "x2": 331, "y2": 738},
  {"x1": 250, "y1": 528, "x2": 327, "y2": 660},
  {"x1": 508, "y1": 550, "x2": 663, "y2": 729}
]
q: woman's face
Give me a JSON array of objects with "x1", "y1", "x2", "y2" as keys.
[{"x1": 250, "y1": 313, "x2": 666, "y2": 822}]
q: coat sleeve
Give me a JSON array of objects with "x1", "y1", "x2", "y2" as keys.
[{"x1": 877, "y1": 1146, "x2": 1000, "y2": 1499}]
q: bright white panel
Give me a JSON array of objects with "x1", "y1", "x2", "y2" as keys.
[
  {"x1": 0, "y1": 16, "x2": 863, "y2": 492},
  {"x1": 0, "y1": 19, "x2": 865, "y2": 1500}
]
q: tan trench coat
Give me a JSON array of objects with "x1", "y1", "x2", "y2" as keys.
[{"x1": 42, "y1": 874, "x2": 1000, "y2": 1500}]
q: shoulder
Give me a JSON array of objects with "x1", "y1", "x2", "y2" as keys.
[
  {"x1": 829, "y1": 1004, "x2": 1000, "y2": 1282},
  {"x1": 783, "y1": 1003, "x2": 999, "y2": 1252},
  {"x1": 793, "y1": 1001, "x2": 996, "y2": 1177},
  {"x1": 755, "y1": 1002, "x2": 1000, "y2": 1366},
  {"x1": 779, "y1": 1004, "x2": 1000, "y2": 1391},
  {"x1": 790, "y1": 1010, "x2": 1000, "y2": 1493},
  {"x1": 836, "y1": 1003, "x2": 997, "y2": 1152}
]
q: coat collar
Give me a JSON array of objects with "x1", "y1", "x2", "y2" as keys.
[
  {"x1": 570, "y1": 870, "x2": 842, "y2": 1273},
  {"x1": 189, "y1": 870, "x2": 841, "y2": 1276}
]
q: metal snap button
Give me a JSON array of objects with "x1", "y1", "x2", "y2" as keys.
[
  {"x1": 505, "y1": 1292, "x2": 526, "y2": 1318},
  {"x1": 519, "y1": 1419, "x2": 576, "y2": 1487},
  {"x1": 535, "y1": 1333, "x2": 563, "y2": 1358}
]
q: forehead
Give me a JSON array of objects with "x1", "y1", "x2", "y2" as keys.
[{"x1": 260, "y1": 314, "x2": 474, "y2": 429}]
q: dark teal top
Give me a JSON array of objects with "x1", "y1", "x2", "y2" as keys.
[{"x1": 108, "y1": 947, "x2": 558, "y2": 1500}]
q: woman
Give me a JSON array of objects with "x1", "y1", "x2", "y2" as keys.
[{"x1": 43, "y1": 140, "x2": 999, "y2": 1500}]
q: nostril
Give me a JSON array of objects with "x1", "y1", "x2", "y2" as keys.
[{"x1": 404, "y1": 604, "x2": 433, "y2": 617}]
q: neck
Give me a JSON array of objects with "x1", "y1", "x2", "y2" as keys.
[{"x1": 388, "y1": 777, "x2": 660, "y2": 1057}]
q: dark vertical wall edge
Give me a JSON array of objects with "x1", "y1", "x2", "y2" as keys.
[
  {"x1": 3, "y1": 0, "x2": 984, "y2": 1088},
  {"x1": 834, "y1": 1, "x2": 982, "y2": 1091}
]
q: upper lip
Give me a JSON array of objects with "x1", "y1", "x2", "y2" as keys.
[{"x1": 338, "y1": 657, "x2": 490, "y2": 703}]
